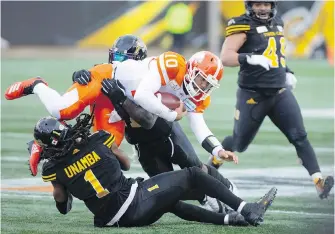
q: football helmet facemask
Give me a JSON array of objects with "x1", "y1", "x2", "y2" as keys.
[
  {"x1": 245, "y1": 0, "x2": 278, "y2": 23},
  {"x1": 108, "y1": 35, "x2": 147, "y2": 63},
  {"x1": 184, "y1": 51, "x2": 223, "y2": 102}
]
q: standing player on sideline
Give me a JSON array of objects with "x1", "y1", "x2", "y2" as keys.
[{"x1": 210, "y1": 0, "x2": 333, "y2": 199}]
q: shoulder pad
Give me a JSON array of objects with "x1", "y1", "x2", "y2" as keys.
[
  {"x1": 226, "y1": 14, "x2": 251, "y2": 37},
  {"x1": 195, "y1": 96, "x2": 211, "y2": 113},
  {"x1": 41, "y1": 161, "x2": 57, "y2": 182},
  {"x1": 272, "y1": 16, "x2": 284, "y2": 26},
  {"x1": 89, "y1": 130, "x2": 115, "y2": 148},
  {"x1": 157, "y1": 51, "x2": 187, "y2": 86}
]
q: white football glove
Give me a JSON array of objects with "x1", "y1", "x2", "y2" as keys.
[
  {"x1": 246, "y1": 55, "x2": 272, "y2": 70},
  {"x1": 285, "y1": 72, "x2": 297, "y2": 90}
]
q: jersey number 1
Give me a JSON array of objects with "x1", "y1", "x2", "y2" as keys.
[
  {"x1": 263, "y1": 37, "x2": 286, "y2": 68},
  {"x1": 84, "y1": 169, "x2": 110, "y2": 198}
]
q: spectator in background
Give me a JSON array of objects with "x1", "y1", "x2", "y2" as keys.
[{"x1": 165, "y1": 2, "x2": 193, "y2": 54}]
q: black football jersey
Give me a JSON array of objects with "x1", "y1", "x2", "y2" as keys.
[
  {"x1": 226, "y1": 14, "x2": 287, "y2": 88},
  {"x1": 42, "y1": 130, "x2": 134, "y2": 220}
]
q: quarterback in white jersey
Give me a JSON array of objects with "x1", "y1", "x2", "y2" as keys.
[{"x1": 114, "y1": 51, "x2": 235, "y2": 164}]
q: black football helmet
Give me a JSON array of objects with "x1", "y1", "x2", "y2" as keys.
[
  {"x1": 34, "y1": 117, "x2": 70, "y2": 157},
  {"x1": 245, "y1": 0, "x2": 277, "y2": 23},
  {"x1": 34, "y1": 113, "x2": 94, "y2": 160},
  {"x1": 108, "y1": 35, "x2": 147, "y2": 63}
]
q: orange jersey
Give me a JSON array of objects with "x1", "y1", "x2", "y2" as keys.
[
  {"x1": 155, "y1": 51, "x2": 211, "y2": 113},
  {"x1": 58, "y1": 64, "x2": 125, "y2": 146}
]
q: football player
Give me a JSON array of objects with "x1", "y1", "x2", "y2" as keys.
[
  {"x1": 35, "y1": 113, "x2": 277, "y2": 227},
  {"x1": 5, "y1": 35, "x2": 151, "y2": 176},
  {"x1": 211, "y1": 0, "x2": 333, "y2": 199},
  {"x1": 5, "y1": 37, "x2": 238, "y2": 212},
  {"x1": 76, "y1": 50, "x2": 234, "y2": 166},
  {"x1": 73, "y1": 50, "x2": 240, "y2": 212}
]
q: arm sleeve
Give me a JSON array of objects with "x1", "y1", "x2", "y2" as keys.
[
  {"x1": 41, "y1": 162, "x2": 57, "y2": 182},
  {"x1": 187, "y1": 112, "x2": 223, "y2": 156},
  {"x1": 133, "y1": 70, "x2": 177, "y2": 122},
  {"x1": 122, "y1": 98, "x2": 158, "y2": 129},
  {"x1": 33, "y1": 80, "x2": 101, "y2": 120}
]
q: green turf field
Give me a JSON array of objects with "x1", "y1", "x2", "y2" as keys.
[{"x1": 1, "y1": 56, "x2": 334, "y2": 233}]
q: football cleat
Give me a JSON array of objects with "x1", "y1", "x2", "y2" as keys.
[
  {"x1": 241, "y1": 187, "x2": 277, "y2": 226},
  {"x1": 315, "y1": 176, "x2": 334, "y2": 199},
  {"x1": 4, "y1": 77, "x2": 47, "y2": 100},
  {"x1": 224, "y1": 211, "x2": 249, "y2": 226}
]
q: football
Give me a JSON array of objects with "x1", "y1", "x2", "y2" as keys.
[{"x1": 155, "y1": 92, "x2": 181, "y2": 110}]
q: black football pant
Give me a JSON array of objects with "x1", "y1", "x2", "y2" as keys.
[
  {"x1": 136, "y1": 122, "x2": 202, "y2": 176},
  {"x1": 137, "y1": 122, "x2": 232, "y2": 191},
  {"x1": 215, "y1": 87, "x2": 320, "y2": 175},
  {"x1": 117, "y1": 167, "x2": 243, "y2": 227}
]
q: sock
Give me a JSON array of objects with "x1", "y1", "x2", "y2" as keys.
[
  {"x1": 237, "y1": 201, "x2": 246, "y2": 213},
  {"x1": 312, "y1": 172, "x2": 323, "y2": 184}
]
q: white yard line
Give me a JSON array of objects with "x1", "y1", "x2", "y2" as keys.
[
  {"x1": 269, "y1": 210, "x2": 334, "y2": 217},
  {"x1": 2, "y1": 144, "x2": 333, "y2": 163},
  {"x1": 2, "y1": 166, "x2": 334, "y2": 199}
]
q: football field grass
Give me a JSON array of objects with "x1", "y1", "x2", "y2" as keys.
[{"x1": 1, "y1": 55, "x2": 334, "y2": 233}]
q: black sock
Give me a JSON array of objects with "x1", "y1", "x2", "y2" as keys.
[{"x1": 188, "y1": 167, "x2": 243, "y2": 210}]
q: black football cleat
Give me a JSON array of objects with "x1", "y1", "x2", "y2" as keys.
[
  {"x1": 315, "y1": 176, "x2": 334, "y2": 199},
  {"x1": 241, "y1": 187, "x2": 277, "y2": 226}
]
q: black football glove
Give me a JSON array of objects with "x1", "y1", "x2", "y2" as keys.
[
  {"x1": 101, "y1": 79, "x2": 127, "y2": 106},
  {"x1": 72, "y1": 69, "x2": 91, "y2": 85}
]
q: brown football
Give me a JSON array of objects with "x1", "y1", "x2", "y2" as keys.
[{"x1": 155, "y1": 92, "x2": 181, "y2": 110}]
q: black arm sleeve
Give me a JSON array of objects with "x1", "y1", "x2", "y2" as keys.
[
  {"x1": 122, "y1": 98, "x2": 158, "y2": 129},
  {"x1": 55, "y1": 189, "x2": 73, "y2": 215}
]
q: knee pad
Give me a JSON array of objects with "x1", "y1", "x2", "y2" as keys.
[
  {"x1": 234, "y1": 137, "x2": 249, "y2": 153},
  {"x1": 286, "y1": 129, "x2": 307, "y2": 146}
]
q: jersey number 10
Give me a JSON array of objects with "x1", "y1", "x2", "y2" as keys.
[
  {"x1": 263, "y1": 36, "x2": 286, "y2": 68},
  {"x1": 165, "y1": 53, "x2": 178, "y2": 68}
]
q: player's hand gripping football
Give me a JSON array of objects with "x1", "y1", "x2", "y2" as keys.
[
  {"x1": 174, "y1": 101, "x2": 187, "y2": 121},
  {"x1": 218, "y1": 150, "x2": 238, "y2": 164}
]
